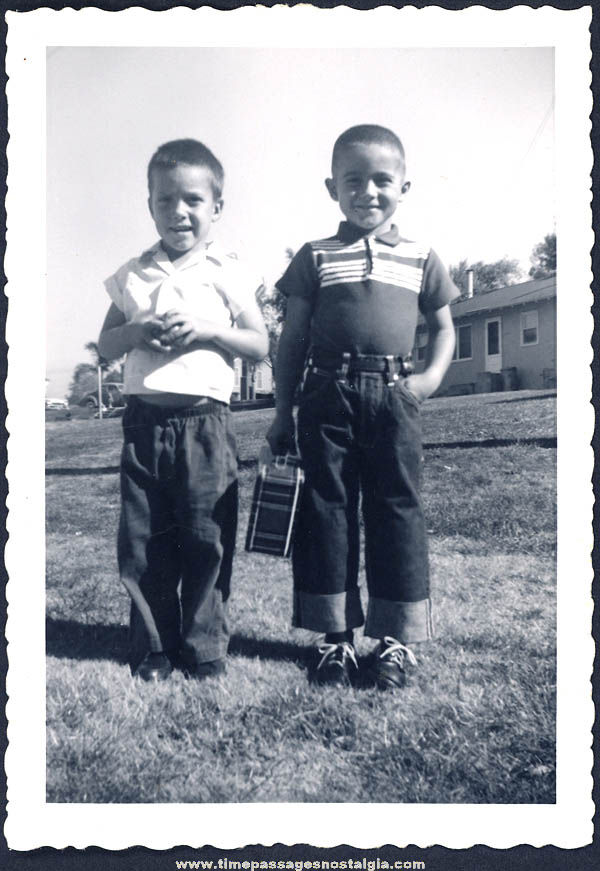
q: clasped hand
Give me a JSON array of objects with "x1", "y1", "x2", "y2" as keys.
[{"x1": 136, "y1": 309, "x2": 218, "y2": 353}]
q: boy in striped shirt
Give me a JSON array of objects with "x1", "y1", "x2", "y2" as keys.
[{"x1": 267, "y1": 125, "x2": 459, "y2": 689}]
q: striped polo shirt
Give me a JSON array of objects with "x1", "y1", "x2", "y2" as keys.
[{"x1": 277, "y1": 222, "x2": 459, "y2": 356}]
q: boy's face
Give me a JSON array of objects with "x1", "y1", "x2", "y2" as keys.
[
  {"x1": 148, "y1": 164, "x2": 222, "y2": 260},
  {"x1": 325, "y1": 142, "x2": 410, "y2": 235}
]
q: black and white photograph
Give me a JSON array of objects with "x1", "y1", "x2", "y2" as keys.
[{"x1": 4, "y1": 4, "x2": 594, "y2": 856}]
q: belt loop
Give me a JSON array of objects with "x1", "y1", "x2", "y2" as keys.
[
  {"x1": 385, "y1": 355, "x2": 399, "y2": 386},
  {"x1": 336, "y1": 352, "x2": 351, "y2": 383}
]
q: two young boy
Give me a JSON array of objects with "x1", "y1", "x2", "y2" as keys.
[{"x1": 99, "y1": 126, "x2": 458, "y2": 688}]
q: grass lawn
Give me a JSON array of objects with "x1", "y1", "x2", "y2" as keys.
[{"x1": 46, "y1": 390, "x2": 556, "y2": 803}]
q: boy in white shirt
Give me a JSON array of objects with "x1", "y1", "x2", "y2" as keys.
[{"x1": 99, "y1": 139, "x2": 268, "y2": 682}]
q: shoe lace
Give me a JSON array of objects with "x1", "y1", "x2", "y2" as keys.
[
  {"x1": 317, "y1": 641, "x2": 358, "y2": 671},
  {"x1": 379, "y1": 637, "x2": 417, "y2": 667}
]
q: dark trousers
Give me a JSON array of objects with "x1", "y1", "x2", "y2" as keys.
[
  {"x1": 117, "y1": 396, "x2": 238, "y2": 672},
  {"x1": 293, "y1": 369, "x2": 432, "y2": 643}
]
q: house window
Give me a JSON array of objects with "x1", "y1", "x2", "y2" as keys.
[
  {"x1": 415, "y1": 330, "x2": 428, "y2": 362},
  {"x1": 453, "y1": 324, "x2": 472, "y2": 360},
  {"x1": 256, "y1": 369, "x2": 263, "y2": 389},
  {"x1": 521, "y1": 310, "x2": 539, "y2": 345}
]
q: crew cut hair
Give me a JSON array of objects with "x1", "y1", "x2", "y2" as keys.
[
  {"x1": 332, "y1": 124, "x2": 405, "y2": 172},
  {"x1": 147, "y1": 139, "x2": 225, "y2": 198}
]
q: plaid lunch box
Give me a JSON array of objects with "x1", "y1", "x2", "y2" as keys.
[{"x1": 245, "y1": 453, "x2": 304, "y2": 558}]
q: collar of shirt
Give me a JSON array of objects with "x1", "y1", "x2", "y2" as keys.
[
  {"x1": 145, "y1": 239, "x2": 226, "y2": 276},
  {"x1": 336, "y1": 221, "x2": 402, "y2": 247}
]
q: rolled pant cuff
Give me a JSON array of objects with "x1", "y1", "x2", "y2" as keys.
[
  {"x1": 292, "y1": 589, "x2": 364, "y2": 633},
  {"x1": 365, "y1": 596, "x2": 433, "y2": 643}
]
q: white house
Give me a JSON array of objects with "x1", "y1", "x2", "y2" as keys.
[
  {"x1": 413, "y1": 275, "x2": 557, "y2": 394},
  {"x1": 232, "y1": 358, "x2": 274, "y2": 401}
]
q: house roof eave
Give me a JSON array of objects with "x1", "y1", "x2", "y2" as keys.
[{"x1": 417, "y1": 276, "x2": 556, "y2": 326}]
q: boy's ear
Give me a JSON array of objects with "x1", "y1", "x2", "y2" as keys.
[
  {"x1": 212, "y1": 198, "x2": 224, "y2": 222},
  {"x1": 325, "y1": 178, "x2": 338, "y2": 202},
  {"x1": 399, "y1": 180, "x2": 411, "y2": 199},
  {"x1": 147, "y1": 196, "x2": 155, "y2": 219}
]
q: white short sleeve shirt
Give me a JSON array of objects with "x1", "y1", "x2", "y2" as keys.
[{"x1": 105, "y1": 241, "x2": 261, "y2": 403}]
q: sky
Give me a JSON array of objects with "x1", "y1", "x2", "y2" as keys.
[{"x1": 46, "y1": 46, "x2": 554, "y2": 398}]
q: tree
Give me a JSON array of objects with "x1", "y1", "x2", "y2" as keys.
[
  {"x1": 529, "y1": 233, "x2": 556, "y2": 279},
  {"x1": 66, "y1": 363, "x2": 99, "y2": 405},
  {"x1": 84, "y1": 341, "x2": 107, "y2": 369},
  {"x1": 257, "y1": 287, "x2": 287, "y2": 369},
  {"x1": 256, "y1": 247, "x2": 293, "y2": 369},
  {"x1": 450, "y1": 258, "x2": 523, "y2": 296},
  {"x1": 67, "y1": 343, "x2": 123, "y2": 405}
]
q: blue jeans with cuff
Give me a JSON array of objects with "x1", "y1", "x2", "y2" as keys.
[
  {"x1": 117, "y1": 396, "x2": 238, "y2": 672},
  {"x1": 292, "y1": 368, "x2": 432, "y2": 644}
]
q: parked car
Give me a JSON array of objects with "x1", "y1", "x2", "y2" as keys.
[
  {"x1": 45, "y1": 397, "x2": 69, "y2": 409},
  {"x1": 79, "y1": 382, "x2": 125, "y2": 411}
]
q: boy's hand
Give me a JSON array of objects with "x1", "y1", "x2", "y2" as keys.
[
  {"x1": 133, "y1": 316, "x2": 173, "y2": 353},
  {"x1": 403, "y1": 371, "x2": 438, "y2": 404},
  {"x1": 160, "y1": 309, "x2": 218, "y2": 349},
  {"x1": 266, "y1": 412, "x2": 297, "y2": 456}
]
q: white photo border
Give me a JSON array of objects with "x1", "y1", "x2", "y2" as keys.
[{"x1": 4, "y1": 5, "x2": 594, "y2": 851}]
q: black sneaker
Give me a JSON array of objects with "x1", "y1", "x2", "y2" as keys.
[
  {"x1": 133, "y1": 651, "x2": 173, "y2": 682},
  {"x1": 370, "y1": 637, "x2": 417, "y2": 690},
  {"x1": 314, "y1": 641, "x2": 358, "y2": 686}
]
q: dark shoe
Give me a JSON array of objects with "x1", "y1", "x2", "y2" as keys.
[
  {"x1": 134, "y1": 652, "x2": 173, "y2": 682},
  {"x1": 184, "y1": 659, "x2": 227, "y2": 681},
  {"x1": 314, "y1": 641, "x2": 358, "y2": 687},
  {"x1": 370, "y1": 637, "x2": 417, "y2": 690}
]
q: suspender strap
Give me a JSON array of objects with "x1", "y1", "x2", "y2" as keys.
[
  {"x1": 384, "y1": 355, "x2": 399, "y2": 386},
  {"x1": 335, "y1": 352, "x2": 351, "y2": 383}
]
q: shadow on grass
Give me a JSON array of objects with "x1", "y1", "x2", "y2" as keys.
[
  {"x1": 46, "y1": 458, "x2": 257, "y2": 477},
  {"x1": 46, "y1": 617, "x2": 310, "y2": 667},
  {"x1": 229, "y1": 633, "x2": 311, "y2": 667},
  {"x1": 46, "y1": 466, "x2": 120, "y2": 477},
  {"x1": 46, "y1": 617, "x2": 128, "y2": 663},
  {"x1": 423, "y1": 436, "x2": 556, "y2": 450}
]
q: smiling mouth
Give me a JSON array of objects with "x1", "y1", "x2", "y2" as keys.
[{"x1": 171, "y1": 226, "x2": 193, "y2": 233}]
